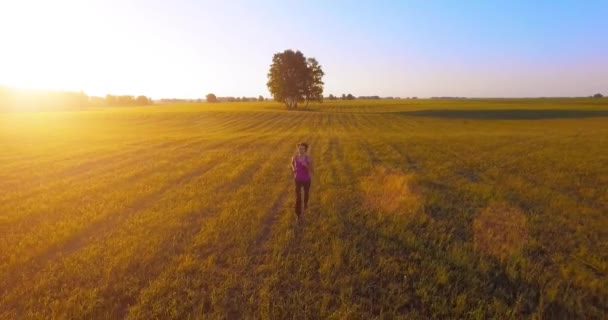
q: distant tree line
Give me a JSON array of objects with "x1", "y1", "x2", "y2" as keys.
[
  {"x1": 326, "y1": 94, "x2": 413, "y2": 100},
  {"x1": 357, "y1": 95, "x2": 402, "y2": 100},
  {"x1": 0, "y1": 87, "x2": 154, "y2": 111},
  {"x1": 205, "y1": 93, "x2": 266, "y2": 103},
  {"x1": 326, "y1": 93, "x2": 355, "y2": 100},
  {"x1": 431, "y1": 96, "x2": 467, "y2": 99},
  {"x1": 105, "y1": 95, "x2": 153, "y2": 106},
  {"x1": 158, "y1": 98, "x2": 203, "y2": 103}
]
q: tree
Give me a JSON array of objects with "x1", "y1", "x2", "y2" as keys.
[
  {"x1": 303, "y1": 57, "x2": 324, "y2": 107},
  {"x1": 346, "y1": 93, "x2": 355, "y2": 100},
  {"x1": 593, "y1": 93, "x2": 604, "y2": 98},
  {"x1": 258, "y1": 95, "x2": 264, "y2": 102},
  {"x1": 135, "y1": 95, "x2": 151, "y2": 105},
  {"x1": 341, "y1": 93, "x2": 346, "y2": 100},
  {"x1": 267, "y1": 49, "x2": 324, "y2": 109},
  {"x1": 206, "y1": 93, "x2": 218, "y2": 103}
]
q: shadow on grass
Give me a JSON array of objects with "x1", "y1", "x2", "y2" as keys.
[{"x1": 400, "y1": 109, "x2": 608, "y2": 120}]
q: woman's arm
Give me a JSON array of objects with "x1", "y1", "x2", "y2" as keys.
[{"x1": 291, "y1": 155, "x2": 296, "y2": 172}]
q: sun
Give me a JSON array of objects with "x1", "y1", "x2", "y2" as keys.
[{"x1": 0, "y1": 1, "x2": 143, "y2": 96}]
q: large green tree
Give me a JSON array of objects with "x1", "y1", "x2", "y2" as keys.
[{"x1": 267, "y1": 50, "x2": 324, "y2": 109}]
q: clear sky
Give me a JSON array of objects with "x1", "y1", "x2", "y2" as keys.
[{"x1": 1, "y1": 0, "x2": 607, "y2": 98}]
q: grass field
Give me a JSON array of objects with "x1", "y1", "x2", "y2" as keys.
[{"x1": 1, "y1": 99, "x2": 607, "y2": 319}]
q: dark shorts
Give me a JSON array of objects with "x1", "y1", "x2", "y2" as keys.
[{"x1": 294, "y1": 179, "x2": 311, "y2": 215}]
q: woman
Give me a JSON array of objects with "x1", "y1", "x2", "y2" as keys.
[{"x1": 291, "y1": 142, "x2": 312, "y2": 220}]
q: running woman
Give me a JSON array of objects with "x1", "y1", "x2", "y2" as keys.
[{"x1": 291, "y1": 142, "x2": 312, "y2": 220}]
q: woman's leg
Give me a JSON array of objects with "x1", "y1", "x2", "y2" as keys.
[
  {"x1": 303, "y1": 180, "x2": 311, "y2": 210},
  {"x1": 295, "y1": 180, "x2": 303, "y2": 216}
]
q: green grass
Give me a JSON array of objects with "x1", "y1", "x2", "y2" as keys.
[{"x1": 1, "y1": 99, "x2": 607, "y2": 319}]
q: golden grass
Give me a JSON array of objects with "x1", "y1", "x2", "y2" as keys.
[
  {"x1": 0, "y1": 99, "x2": 606, "y2": 318},
  {"x1": 473, "y1": 202, "x2": 529, "y2": 260},
  {"x1": 359, "y1": 166, "x2": 421, "y2": 216}
]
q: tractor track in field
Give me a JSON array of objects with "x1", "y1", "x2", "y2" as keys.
[
  {"x1": 0, "y1": 156, "x2": 226, "y2": 295},
  {"x1": 0, "y1": 140, "x2": 180, "y2": 188},
  {"x1": 260, "y1": 131, "x2": 362, "y2": 314},
  {"x1": 111, "y1": 154, "x2": 288, "y2": 318},
  {"x1": 60, "y1": 130, "x2": 302, "y2": 318},
  {"x1": 359, "y1": 141, "x2": 381, "y2": 167},
  {"x1": 229, "y1": 112, "x2": 282, "y2": 133},
  {"x1": 421, "y1": 132, "x2": 603, "y2": 210},
  {"x1": 117, "y1": 134, "x2": 302, "y2": 317},
  {"x1": 0, "y1": 132, "x2": 295, "y2": 294},
  {"x1": 0, "y1": 138, "x2": 246, "y2": 269},
  {"x1": 0, "y1": 110, "x2": 284, "y2": 194},
  {"x1": 384, "y1": 141, "x2": 420, "y2": 172},
  {"x1": 332, "y1": 136, "x2": 356, "y2": 180},
  {"x1": 1, "y1": 137, "x2": 287, "y2": 317},
  {"x1": 250, "y1": 185, "x2": 290, "y2": 261},
  {"x1": 237, "y1": 129, "x2": 324, "y2": 315},
  {"x1": 7, "y1": 134, "x2": 269, "y2": 256},
  {"x1": 248, "y1": 130, "x2": 323, "y2": 262},
  {"x1": 0, "y1": 137, "x2": 241, "y2": 237},
  {"x1": 0, "y1": 137, "x2": 214, "y2": 207}
]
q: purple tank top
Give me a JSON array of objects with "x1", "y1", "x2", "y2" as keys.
[{"x1": 293, "y1": 156, "x2": 311, "y2": 182}]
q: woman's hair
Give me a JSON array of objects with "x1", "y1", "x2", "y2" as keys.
[{"x1": 297, "y1": 142, "x2": 309, "y2": 151}]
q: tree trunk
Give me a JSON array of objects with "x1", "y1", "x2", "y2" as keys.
[{"x1": 284, "y1": 97, "x2": 299, "y2": 109}]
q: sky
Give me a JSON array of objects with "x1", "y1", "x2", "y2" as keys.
[{"x1": 0, "y1": 0, "x2": 607, "y2": 99}]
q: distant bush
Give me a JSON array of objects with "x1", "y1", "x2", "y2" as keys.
[
  {"x1": 206, "y1": 93, "x2": 218, "y2": 103},
  {"x1": 136, "y1": 95, "x2": 153, "y2": 105},
  {"x1": 341, "y1": 93, "x2": 355, "y2": 100},
  {"x1": 592, "y1": 93, "x2": 604, "y2": 98}
]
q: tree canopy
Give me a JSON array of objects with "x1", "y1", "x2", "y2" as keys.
[
  {"x1": 267, "y1": 49, "x2": 324, "y2": 109},
  {"x1": 206, "y1": 93, "x2": 218, "y2": 103}
]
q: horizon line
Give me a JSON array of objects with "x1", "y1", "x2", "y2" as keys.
[{"x1": 1, "y1": 85, "x2": 605, "y2": 101}]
